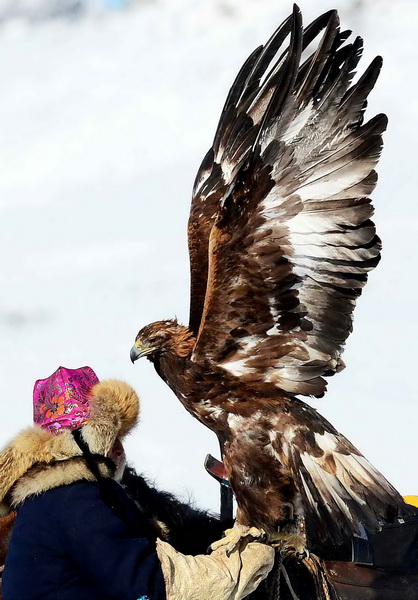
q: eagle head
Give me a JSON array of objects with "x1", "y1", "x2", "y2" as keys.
[{"x1": 130, "y1": 319, "x2": 195, "y2": 363}]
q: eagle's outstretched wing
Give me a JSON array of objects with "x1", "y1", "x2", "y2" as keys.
[
  {"x1": 189, "y1": 6, "x2": 385, "y2": 397},
  {"x1": 188, "y1": 7, "x2": 346, "y2": 336}
]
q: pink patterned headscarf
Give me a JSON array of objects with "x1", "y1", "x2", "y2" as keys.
[{"x1": 33, "y1": 366, "x2": 99, "y2": 434}]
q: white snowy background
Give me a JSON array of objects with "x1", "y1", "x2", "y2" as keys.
[{"x1": 0, "y1": 0, "x2": 417, "y2": 514}]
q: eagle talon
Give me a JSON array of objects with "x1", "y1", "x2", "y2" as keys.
[
  {"x1": 268, "y1": 532, "x2": 307, "y2": 557},
  {"x1": 296, "y1": 547, "x2": 310, "y2": 560}
]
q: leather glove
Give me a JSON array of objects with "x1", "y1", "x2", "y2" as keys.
[{"x1": 156, "y1": 533, "x2": 274, "y2": 600}]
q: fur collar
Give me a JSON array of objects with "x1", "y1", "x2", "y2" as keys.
[
  {"x1": 0, "y1": 379, "x2": 139, "y2": 515},
  {"x1": 9, "y1": 457, "x2": 115, "y2": 510}
]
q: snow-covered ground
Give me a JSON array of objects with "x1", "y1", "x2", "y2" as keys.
[{"x1": 0, "y1": 0, "x2": 417, "y2": 514}]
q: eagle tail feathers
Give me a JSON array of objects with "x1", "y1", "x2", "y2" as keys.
[{"x1": 295, "y1": 436, "x2": 415, "y2": 545}]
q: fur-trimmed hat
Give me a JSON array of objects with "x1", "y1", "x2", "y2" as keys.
[
  {"x1": 33, "y1": 366, "x2": 99, "y2": 433},
  {"x1": 0, "y1": 369, "x2": 140, "y2": 515}
]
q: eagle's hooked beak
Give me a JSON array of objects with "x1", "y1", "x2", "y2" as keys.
[{"x1": 130, "y1": 342, "x2": 154, "y2": 363}]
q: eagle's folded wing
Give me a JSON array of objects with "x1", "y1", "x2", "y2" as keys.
[{"x1": 191, "y1": 7, "x2": 385, "y2": 397}]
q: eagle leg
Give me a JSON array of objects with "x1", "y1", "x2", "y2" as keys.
[{"x1": 210, "y1": 523, "x2": 266, "y2": 555}]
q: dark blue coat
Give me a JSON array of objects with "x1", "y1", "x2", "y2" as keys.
[{"x1": 2, "y1": 480, "x2": 167, "y2": 600}]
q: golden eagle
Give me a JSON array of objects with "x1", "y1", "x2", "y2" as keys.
[{"x1": 130, "y1": 6, "x2": 415, "y2": 552}]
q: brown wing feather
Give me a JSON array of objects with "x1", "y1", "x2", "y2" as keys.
[
  {"x1": 188, "y1": 8, "x2": 339, "y2": 335},
  {"x1": 191, "y1": 9, "x2": 385, "y2": 397}
]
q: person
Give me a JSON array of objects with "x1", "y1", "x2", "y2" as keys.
[{"x1": 0, "y1": 366, "x2": 274, "y2": 600}]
